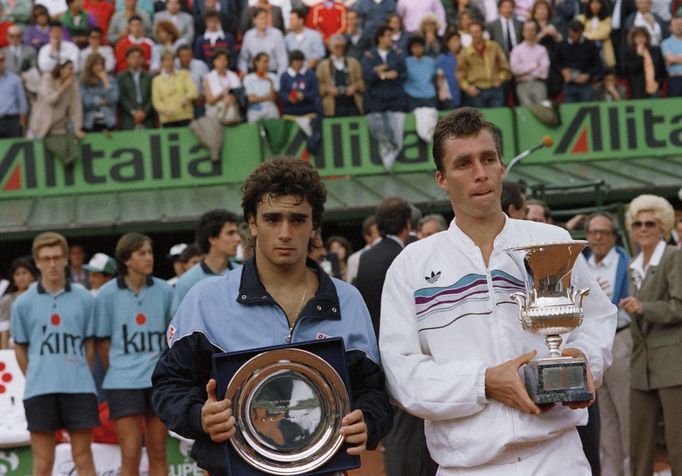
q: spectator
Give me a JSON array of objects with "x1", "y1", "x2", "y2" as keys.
[
  {"x1": 83, "y1": 0, "x2": 114, "y2": 37},
  {"x1": 326, "y1": 235, "x2": 352, "y2": 281},
  {"x1": 457, "y1": 20, "x2": 511, "y2": 107},
  {"x1": 107, "y1": 0, "x2": 152, "y2": 45},
  {"x1": 241, "y1": 0, "x2": 285, "y2": 32},
  {"x1": 501, "y1": 180, "x2": 527, "y2": 219},
  {"x1": 579, "y1": 0, "x2": 616, "y2": 67},
  {"x1": 10, "y1": 232, "x2": 99, "y2": 476},
  {"x1": 387, "y1": 12, "x2": 409, "y2": 51},
  {"x1": 245, "y1": 0, "x2": 290, "y2": 30},
  {"x1": 193, "y1": 10, "x2": 236, "y2": 68},
  {"x1": 170, "y1": 209, "x2": 241, "y2": 315},
  {"x1": 531, "y1": 0, "x2": 563, "y2": 96},
  {"x1": 60, "y1": 0, "x2": 95, "y2": 47},
  {"x1": 509, "y1": 19, "x2": 550, "y2": 105},
  {"x1": 115, "y1": 0, "x2": 154, "y2": 19},
  {"x1": 0, "y1": 4, "x2": 16, "y2": 49},
  {"x1": 153, "y1": 0, "x2": 194, "y2": 44},
  {"x1": 306, "y1": 0, "x2": 348, "y2": 43},
  {"x1": 82, "y1": 253, "x2": 116, "y2": 296},
  {"x1": 623, "y1": 26, "x2": 665, "y2": 97},
  {"x1": 0, "y1": 257, "x2": 37, "y2": 349},
  {"x1": 2, "y1": 25, "x2": 36, "y2": 74},
  {"x1": 346, "y1": 215, "x2": 379, "y2": 284},
  {"x1": 93, "y1": 233, "x2": 173, "y2": 476},
  {"x1": 661, "y1": 14, "x2": 682, "y2": 97},
  {"x1": 152, "y1": 48, "x2": 198, "y2": 127},
  {"x1": 113, "y1": 15, "x2": 153, "y2": 72},
  {"x1": 193, "y1": 0, "x2": 238, "y2": 38},
  {"x1": 0, "y1": 58, "x2": 28, "y2": 139},
  {"x1": 166, "y1": 242, "x2": 188, "y2": 286},
  {"x1": 286, "y1": 8, "x2": 325, "y2": 71},
  {"x1": 419, "y1": 13, "x2": 442, "y2": 57},
  {"x1": 316, "y1": 34, "x2": 364, "y2": 117},
  {"x1": 28, "y1": 59, "x2": 85, "y2": 140},
  {"x1": 404, "y1": 35, "x2": 440, "y2": 110},
  {"x1": 435, "y1": 29, "x2": 462, "y2": 110},
  {"x1": 621, "y1": 194, "x2": 682, "y2": 476},
  {"x1": 204, "y1": 48, "x2": 243, "y2": 124},
  {"x1": 595, "y1": 66, "x2": 627, "y2": 99},
  {"x1": 555, "y1": 19, "x2": 603, "y2": 103},
  {"x1": 117, "y1": 45, "x2": 153, "y2": 129},
  {"x1": 36, "y1": 0, "x2": 68, "y2": 20},
  {"x1": 23, "y1": 5, "x2": 53, "y2": 51},
  {"x1": 3, "y1": 0, "x2": 32, "y2": 26},
  {"x1": 397, "y1": 0, "x2": 446, "y2": 35},
  {"x1": 611, "y1": 0, "x2": 637, "y2": 69},
  {"x1": 354, "y1": 0, "x2": 396, "y2": 45},
  {"x1": 243, "y1": 52, "x2": 280, "y2": 121},
  {"x1": 37, "y1": 22, "x2": 80, "y2": 72},
  {"x1": 280, "y1": 49, "x2": 319, "y2": 116},
  {"x1": 80, "y1": 52, "x2": 119, "y2": 131},
  {"x1": 68, "y1": 243, "x2": 88, "y2": 286},
  {"x1": 79, "y1": 26, "x2": 115, "y2": 72},
  {"x1": 176, "y1": 43, "x2": 209, "y2": 99},
  {"x1": 486, "y1": 0, "x2": 523, "y2": 56},
  {"x1": 238, "y1": 8, "x2": 288, "y2": 77},
  {"x1": 177, "y1": 243, "x2": 204, "y2": 272},
  {"x1": 458, "y1": 8, "x2": 490, "y2": 48},
  {"x1": 417, "y1": 213, "x2": 447, "y2": 238},
  {"x1": 150, "y1": 20, "x2": 186, "y2": 72},
  {"x1": 343, "y1": 8, "x2": 371, "y2": 61},
  {"x1": 526, "y1": 198, "x2": 552, "y2": 223},
  {"x1": 583, "y1": 212, "x2": 631, "y2": 476},
  {"x1": 444, "y1": 0, "x2": 485, "y2": 29},
  {"x1": 624, "y1": 0, "x2": 669, "y2": 46}
]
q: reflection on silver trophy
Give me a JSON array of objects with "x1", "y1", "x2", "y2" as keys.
[{"x1": 505, "y1": 241, "x2": 593, "y2": 404}]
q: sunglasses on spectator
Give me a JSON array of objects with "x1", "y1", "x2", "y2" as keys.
[{"x1": 632, "y1": 220, "x2": 657, "y2": 229}]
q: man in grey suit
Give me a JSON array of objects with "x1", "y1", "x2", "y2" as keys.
[
  {"x1": 486, "y1": 0, "x2": 523, "y2": 56},
  {"x1": 153, "y1": 0, "x2": 195, "y2": 44},
  {"x1": 2, "y1": 25, "x2": 36, "y2": 74}
]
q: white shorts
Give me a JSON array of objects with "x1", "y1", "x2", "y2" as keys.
[{"x1": 436, "y1": 429, "x2": 590, "y2": 476}]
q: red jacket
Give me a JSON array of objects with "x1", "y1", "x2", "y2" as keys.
[
  {"x1": 114, "y1": 36, "x2": 153, "y2": 72},
  {"x1": 305, "y1": 2, "x2": 346, "y2": 42}
]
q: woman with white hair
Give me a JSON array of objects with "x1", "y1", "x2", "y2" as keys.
[{"x1": 620, "y1": 194, "x2": 682, "y2": 476}]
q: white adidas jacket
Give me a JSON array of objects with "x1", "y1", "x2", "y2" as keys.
[{"x1": 379, "y1": 217, "x2": 616, "y2": 469}]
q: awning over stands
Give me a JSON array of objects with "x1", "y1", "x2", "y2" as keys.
[{"x1": 1, "y1": 156, "x2": 681, "y2": 241}]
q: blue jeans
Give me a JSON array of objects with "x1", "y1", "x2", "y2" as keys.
[
  {"x1": 465, "y1": 87, "x2": 505, "y2": 108},
  {"x1": 668, "y1": 76, "x2": 682, "y2": 98},
  {"x1": 563, "y1": 83, "x2": 595, "y2": 103}
]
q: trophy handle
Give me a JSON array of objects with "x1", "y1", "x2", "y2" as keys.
[
  {"x1": 571, "y1": 287, "x2": 590, "y2": 307},
  {"x1": 510, "y1": 291, "x2": 527, "y2": 326}
]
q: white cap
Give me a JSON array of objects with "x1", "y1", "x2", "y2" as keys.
[{"x1": 168, "y1": 243, "x2": 188, "y2": 260}]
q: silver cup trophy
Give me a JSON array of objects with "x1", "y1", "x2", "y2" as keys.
[{"x1": 505, "y1": 241, "x2": 593, "y2": 404}]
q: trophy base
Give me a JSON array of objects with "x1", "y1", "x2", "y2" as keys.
[{"x1": 523, "y1": 357, "x2": 593, "y2": 404}]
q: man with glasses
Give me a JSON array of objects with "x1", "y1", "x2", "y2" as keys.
[
  {"x1": 584, "y1": 212, "x2": 632, "y2": 476},
  {"x1": 10, "y1": 232, "x2": 99, "y2": 476},
  {"x1": 2, "y1": 24, "x2": 36, "y2": 74},
  {"x1": 0, "y1": 49, "x2": 28, "y2": 138}
]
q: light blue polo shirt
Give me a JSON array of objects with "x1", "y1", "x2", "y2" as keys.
[
  {"x1": 10, "y1": 282, "x2": 96, "y2": 400},
  {"x1": 94, "y1": 276, "x2": 173, "y2": 389},
  {"x1": 170, "y1": 260, "x2": 239, "y2": 317},
  {"x1": 661, "y1": 36, "x2": 682, "y2": 76}
]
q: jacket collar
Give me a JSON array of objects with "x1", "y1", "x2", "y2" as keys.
[
  {"x1": 37, "y1": 281, "x2": 72, "y2": 294},
  {"x1": 236, "y1": 256, "x2": 341, "y2": 320},
  {"x1": 200, "y1": 259, "x2": 234, "y2": 275},
  {"x1": 117, "y1": 274, "x2": 154, "y2": 289}
]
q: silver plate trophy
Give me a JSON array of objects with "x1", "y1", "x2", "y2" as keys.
[
  {"x1": 505, "y1": 241, "x2": 593, "y2": 404},
  {"x1": 226, "y1": 348, "x2": 350, "y2": 475}
]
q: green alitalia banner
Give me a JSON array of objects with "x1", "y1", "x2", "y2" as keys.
[{"x1": 514, "y1": 97, "x2": 682, "y2": 163}]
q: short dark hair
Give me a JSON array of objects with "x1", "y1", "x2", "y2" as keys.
[
  {"x1": 527, "y1": 199, "x2": 552, "y2": 221},
  {"x1": 179, "y1": 243, "x2": 205, "y2": 263},
  {"x1": 195, "y1": 209, "x2": 239, "y2": 253},
  {"x1": 252, "y1": 7, "x2": 267, "y2": 19},
  {"x1": 89, "y1": 26, "x2": 103, "y2": 36},
  {"x1": 115, "y1": 232, "x2": 151, "y2": 275},
  {"x1": 568, "y1": 19, "x2": 584, "y2": 32},
  {"x1": 211, "y1": 47, "x2": 230, "y2": 65},
  {"x1": 374, "y1": 25, "x2": 391, "y2": 44},
  {"x1": 129, "y1": 14, "x2": 143, "y2": 24},
  {"x1": 289, "y1": 49, "x2": 305, "y2": 63},
  {"x1": 361, "y1": 215, "x2": 376, "y2": 237},
  {"x1": 325, "y1": 235, "x2": 352, "y2": 257},
  {"x1": 48, "y1": 21, "x2": 63, "y2": 30},
  {"x1": 432, "y1": 107, "x2": 503, "y2": 172},
  {"x1": 584, "y1": 212, "x2": 617, "y2": 234},
  {"x1": 291, "y1": 7, "x2": 307, "y2": 20},
  {"x1": 407, "y1": 34, "x2": 426, "y2": 53},
  {"x1": 125, "y1": 46, "x2": 143, "y2": 58},
  {"x1": 376, "y1": 197, "x2": 412, "y2": 237},
  {"x1": 176, "y1": 44, "x2": 192, "y2": 55},
  {"x1": 501, "y1": 181, "x2": 526, "y2": 215},
  {"x1": 204, "y1": 10, "x2": 220, "y2": 21},
  {"x1": 498, "y1": 0, "x2": 515, "y2": 7},
  {"x1": 241, "y1": 156, "x2": 326, "y2": 231},
  {"x1": 7, "y1": 256, "x2": 38, "y2": 293}
]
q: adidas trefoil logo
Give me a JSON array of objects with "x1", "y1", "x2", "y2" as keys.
[{"x1": 425, "y1": 271, "x2": 441, "y2": 284}]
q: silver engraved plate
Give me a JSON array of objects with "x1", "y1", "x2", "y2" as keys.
[
  {"x1": 505, "y1": 241, "x2": 593, "y2": 404},
  {"x1": 226, "y1": 348, "x2": 350, "y2": 475}
]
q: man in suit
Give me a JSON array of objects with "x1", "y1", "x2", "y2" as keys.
[
  {"x1": 153, "y1": 0, "x2": 194, "y2": 44},
  {"x1": 623, "y1": 0, "x2": 669, "y2": 46},
  {"x1": 486, "y1": 0, "x2": 522, "y2": 57},
  {"x1": 584, "y1": 212, "x2": 632, "y2": 476},
  {"x1": 2, "y1": 25, "x2": 36, "y2": 74},
  {"x1": 610, "y1": 0, "x2": 636, "y2": 69},
  {"x1": 117, "y1": 46, "x2": 154, "y2": 129},
  {"x1": 355, "y1": 196, "x2": 438, "y2": 476}
]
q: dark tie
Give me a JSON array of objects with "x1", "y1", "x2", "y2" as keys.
[{"x1": 506, "y1": 20, "x2": 514, "y2": 52}]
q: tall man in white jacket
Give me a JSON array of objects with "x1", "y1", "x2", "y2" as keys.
[{"x1": 379, "y1": 108, "x2": 617, "y2": 475}]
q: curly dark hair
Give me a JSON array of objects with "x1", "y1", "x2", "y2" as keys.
[
  {"x1": 241, "y1": 156, "x2": 326, "y2": 230},
  {"x1": 432, "y1": 107, "x2": 502, "y2": 172},
  {"x1": 195, "y1": 209, "x2": 239, "y2": 253}
]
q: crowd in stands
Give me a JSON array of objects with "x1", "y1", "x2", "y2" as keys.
[{"x1": 1, "y1": 0, "x2": 682, "y2": 141}]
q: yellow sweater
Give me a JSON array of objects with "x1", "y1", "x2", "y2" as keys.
[{"x1": 152, "y1": 70, "x2": 199, "y2": 124}]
